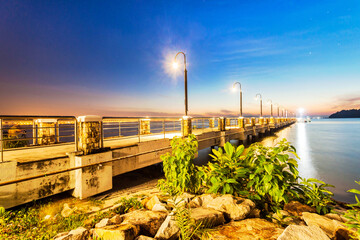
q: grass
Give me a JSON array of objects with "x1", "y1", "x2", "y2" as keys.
[{"x1": 0, "y1": 196, "x2": 144, "y2": 239}]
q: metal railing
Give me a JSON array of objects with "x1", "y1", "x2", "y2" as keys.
[{"x1": 0, "y1": 115, "x2": 293, "y2": 162}]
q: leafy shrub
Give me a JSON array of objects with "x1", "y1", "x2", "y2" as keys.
[
  {"x1": 158, "y1": 134, "x2": 198, "y2": 195},
  {"x1": 344, "y1": 180, "x2": 360, "y2": 239},
  {"x1": 242, "y1": 140, "x2": 302, "y2": 212},
  {"x1": 197, "y1": 144, "x2": 249, "y2": 195},
  {"x1": 159, "y1": 136, "x2": 334, "y2": 214},
  {"x1": 299, "y1": 178, "x2": 334, "y2": 214}
]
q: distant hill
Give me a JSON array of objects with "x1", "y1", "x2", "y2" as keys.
[{"x1": 329, "y1": 109, "x2": 360, "y2": 118}]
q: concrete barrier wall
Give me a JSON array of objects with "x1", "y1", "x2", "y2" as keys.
[{"x1": 0, "y1": 121, "x2": 295, "y2": 209}]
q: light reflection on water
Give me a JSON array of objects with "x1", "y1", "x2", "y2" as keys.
[{"x1": 261, "y1": 118, "x2": 360, "y2": 203}]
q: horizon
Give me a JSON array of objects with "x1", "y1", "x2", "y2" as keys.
[{"x1": 1, "y1": 1, "x2": 360, "y2": 117}]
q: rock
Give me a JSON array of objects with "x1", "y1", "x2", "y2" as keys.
[
  {"x1": 207, "y1": 218, "x2": 283, "y2": 240},
  {"x1": 54, "y1": 232, "x2": 69, "y2": 240},
  {"x1": 174, "y1": 193, "x2": 195, "y2": 207},
  {"x1": 145, "y1": 196, "x2": 162, "y2": 211},
  {"x1": 302, "y1": 212, "x2": 344, "y2": 238},
  {"x1": 121, "y1": 209, "x2": 168, "y2": 236},
  {"x1": 277, "y1": 225, "x2": 330, "y2": 240},
  {"x1": 136, "y1": 235, "x2": 155, "y2": 240},
  {"x1": 190, "y1": 207, "x2": 225, "y2": 228},
  {"x1": 189, "y1": 196, "x2": 202, "y2": 208},
  {"x1": 152, "y1": 203, "x2": 168, "y2": 212},
  {"x1": 248, "y1": 208, "x2": 261, "y2": 218},
  {"x1": 55, "y1": 227, "x2": 89, "y2": 240},
  {"x1": 93, "y1": 224, "x2": 139, "y2": 240},
  {"x1": 154, "y1": 213, "x2": 180, "y2": 240},
  {"x1": 109, "y1": 215, "x2": 124, "y2": 225},
  {"x1": 284, "y1": 201, "x2": 316, "y2": 216},
  {"x1": 272, "y1": 210, "x2": 304, "y2": 226},
  {"x1": 324, "y1": 213, "x2": 347, "y2": 223},
  {"x1": 335, "y1": 227, "x2": 355, "y2": 240},
  {"x1": 61, "y1": 203, "x2": 74, "y2": 217},
  {"x1": 95, "y1": 218, "x2": 110, "y2": 228},
  {"x1": 201, "y1": 194, "x2": 255, "y2": 220}
]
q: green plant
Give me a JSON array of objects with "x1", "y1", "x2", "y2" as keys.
[
  {"x1": 344, "y1": 180, "x2": 360, "y2": 239},
  {"x1": 113, "y1": 197, "x2": 143, "y2": 214},
  {"x1": 299, "y1": 178, "x2": 334, "y2": 214},
  {"x1": 197, "y1": 143, "x2": 249, "y2": 195},
  {"x1": 158, "y1": 134, "x2": 198, "y2": 196}
]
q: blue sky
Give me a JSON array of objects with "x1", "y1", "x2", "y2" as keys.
[{"x1": 0, "y1": 0, "x2": 359, "y2": 117}]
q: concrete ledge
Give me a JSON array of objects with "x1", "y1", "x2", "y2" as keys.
[{"x1": 72, "y1": 151, "x2": 112, "y2": 199}]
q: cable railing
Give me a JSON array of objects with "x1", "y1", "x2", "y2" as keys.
[{"x1": 0, "y1": 115, "x2": 292, "y2": 162}]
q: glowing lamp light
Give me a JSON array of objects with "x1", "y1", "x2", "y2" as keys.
[{"x1": 172, "y1": 61, "x2": 179, "y2": 70}]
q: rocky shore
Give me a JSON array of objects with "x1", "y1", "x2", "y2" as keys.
[{"x1": 54, "y1": 188, "x2": 353, "y2": 240}]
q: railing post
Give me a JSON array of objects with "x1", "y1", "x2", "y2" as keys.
[
  {"x1": 259, "y1": 117, "x2": 264, "y2": 125},
  {"x1": 32, "y1": 121, "x2": 37, "y2": 145},
  {"x1": 218, "y1": 117, "x2": 226, "y2": 131},
  {"x1": 251, "y1": 117, "x2": 256, "y2": 126},
  {"x1": 140, "y1": 118, "x2": 151, "y2": 135},
  {"x1": 181, "y1": 116, "x2": 192, "y2": 137},
  {"x1": 209, "y1": 118, "x2": 215, "y2": 128},
  {"x1": 100, "y1": 120, "x2": 104, "y2": 148},
  {"x1": 238, "y1": 117, "x2": 244, "y2": 129},
  {"x1": 74, "y1": 119, "x2": 78, "y2": 152},
  {"x1": 77, "y1": 115, "x2": 102, "y2": 155},
  {"x1": 0, "y1": 118, "x2": 3, "y2": 162},
  {"x1": 138, "y1": 119, "x2": 141, "y2": 142},
  {"x1": 55, "y1": 120, "x2": 60, "y2": 143},
  {"x1": 35, "y1": 119, "x2": 57, "y2": 145}
]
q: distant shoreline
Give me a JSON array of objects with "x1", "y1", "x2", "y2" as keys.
[{"x1": 328, "y1": 109, "x2": 360, "y2": 118}]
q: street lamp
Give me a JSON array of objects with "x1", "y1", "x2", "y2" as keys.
[
  {"x1": 173, "y1": 52, "x2": 188, "y2": 116},
  {"x1": 267, "y1": 99, "x2": 273, "y2": 117},
  {"x1": 232, "y1": 82, "x2": 242, "y2": 117},
  {"x1": 255, "y1": 93, "x2": 262, "y2": 117},
  {"x1": 274, "y1": 103, "x2": 280, "y2": 117}
]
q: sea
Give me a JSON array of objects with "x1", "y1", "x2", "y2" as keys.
[{"x1": 261, "y1": 118, "x2": 360, "y2": 203}]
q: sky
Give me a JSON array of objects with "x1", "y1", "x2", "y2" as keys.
[{"x1": 0, "y1": 0, "x2": 359, "y2": 117}]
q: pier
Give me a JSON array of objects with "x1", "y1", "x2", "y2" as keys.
[{"x1": 0, "y1": 115, "x2": 295, "y2": 209}]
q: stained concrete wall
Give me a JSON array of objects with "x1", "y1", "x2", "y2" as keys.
[{"x1": 0, "y1": 120, "x2": 295, "y2": 209}]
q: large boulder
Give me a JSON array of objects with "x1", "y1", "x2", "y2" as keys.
[
  {"x1": 302, "y1": 212, "x2": 344, "y2": 238},
  {"x1": 190, "y1": 207, "x2": 225, "y2": 227},
  {"x1": 154, "y1": 213, "x2": 180, "y2": 240},
  {"x1": 144, "y1": 196, "x2": 162, "y2": 210},
  {"x1": 55, "y1": 227, "x2": 89, "y2": 240},
  {"x1": 207, "y1": 218, "x2": 283, "y2": 240},
  {"x1": 136, "y1": 236, "x2": 155, "y2": 240},
  {"x1": 283, "y1": 201, "x2": 316, "y2": 216},
  {"x1": 121, "y1": 210, "x2": 168, "y2": 236},
  {"x1": 200, "y1": 194, "x2": 255, "y2": 220},
  {"x1": 93, "y1": 224, "x2": 139, "y2": 240},
  {"x1": 95, "y1": 218, "x2": 111, "y2": 228},
  {"x1": 277, "y1": 225, "x2": 330, "y2": 240}
]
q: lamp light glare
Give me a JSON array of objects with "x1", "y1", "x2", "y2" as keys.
[{"x1": 172, "y1": 62, "x2": 179, "y2": 69}]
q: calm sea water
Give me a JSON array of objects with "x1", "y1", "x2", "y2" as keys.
[{"x1": 261, "y1": 118, "x2": 360, "y2": 203}]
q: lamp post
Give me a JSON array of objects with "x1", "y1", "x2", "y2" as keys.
[
  {"x1": 233, "y1": 82, "x2": 242, "y2": 117},
  {"x1": 267, "y1": 99, "x2": 273, "y2": 117},
  {"x1": 255, "y1": 93, "x2": 262, "y2": 117},
  {"x1": 174, "y1": 52, "x2": 188, "y2": 116},
  {"x1": 274, "y1": 103, "x2": 280, "y2": 117}
]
